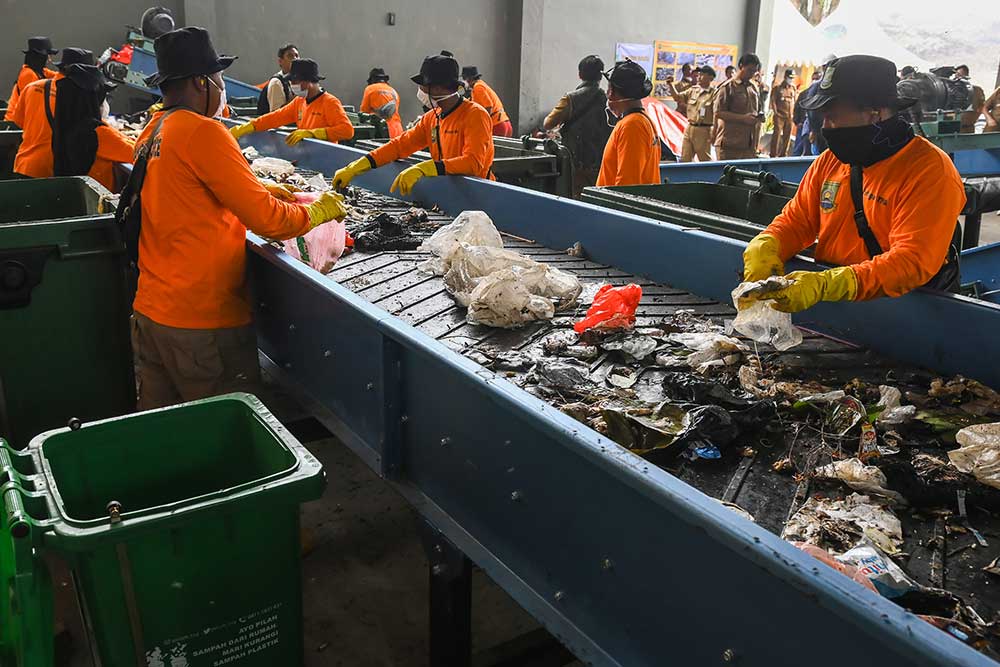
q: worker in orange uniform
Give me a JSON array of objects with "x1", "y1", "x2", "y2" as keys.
[
  {"x1": 331, "y1": 54, "x2": 494, "y2": 196},
  {"x1": 132, "y1": 27, "x2": 348, "y2": 409},
  {"x1": 741, "y1": 56, "x2": 966, "y2": 314},
  {"x1": 51, "y1": 63, "x2": 134, "y2": 191},
  {"x1": 230, "y1": 59, "x2": 354, "y2": 146},
  {"x1": 461, "y1": 66, "x2": 512, "y2": 137},
  {"x1": 10, "y1": 48, "x2": 94, "y2": 178},
  {"x1": 360, "y1": 67, "x2": 403, "y2": 138},
  {"x1": 5, "y1": 37, "x2": 58, "y2": 122},
  {"x1": 596, "y1": 59, "x2": 661, "y2": 187}
]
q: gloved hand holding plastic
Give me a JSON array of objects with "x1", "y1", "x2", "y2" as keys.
[{"x1": 730, "y1": 277, "x2": 803, "y2": 351}]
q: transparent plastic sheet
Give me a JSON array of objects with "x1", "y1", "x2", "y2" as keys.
[
  {"x1": 466, "y1": 264, "x2": 582, "y2": 328},
  {"x1": 417, "y1": 211, "x2": 503, "y2": 275},
  {"x1": 250, "y1": 156, "x2": 296, "y2": 180},
  {"x1": 729, "y1": 278, "x2": 803, "y2": 351},
  {"x1": 949, "y1": 423, "x2": 1000, "y2": 489},
  {"x1": 443, "y1": 245, "x2": 540, "y2": 306}
]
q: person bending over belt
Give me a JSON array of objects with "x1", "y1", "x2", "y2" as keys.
[
  {"x1": 331, "y1": 54, "x2": 495, "y2": 196},
  {"x1": 741, "y1": 55, "x2": 965, "y2": 313},
  {"x1": 231, "y1": 58, "x2": 354, "y2": 146},
  {"x1": 132, "y1": 27, "x2": 348, "y2": 410}
]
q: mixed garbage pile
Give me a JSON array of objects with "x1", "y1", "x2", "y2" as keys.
[{"x1": 246, "y1": 162, "x2": 1000, "y2": 657}]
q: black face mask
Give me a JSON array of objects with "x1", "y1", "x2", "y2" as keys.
[{"x1": 821, "y1": 114, "x2": 914, "y2": 166}]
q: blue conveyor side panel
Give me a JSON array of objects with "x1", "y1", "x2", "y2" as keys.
[
  {"x1": 659, "y1": 148, "x2": 1000, "y2": 183},
  {"x1": 660, "y1": 156, "x2": 815, "y2": 183},
  {"x1": 240, "y1": 130, "x2": 1000, "y2": 388},
  {"x1": 248, "y1": 238, "x2": 991, "y2": 667}
]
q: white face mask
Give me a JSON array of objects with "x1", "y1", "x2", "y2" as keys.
[
  {"x1": 429, "y1": 91, "x2": 458, "y2": 109},
  {"x1": 293, "y1": 84, "x2": 309, "y2": 98},
  {"x1": 207, "y1": 76, "x2": 227, "y2": 118},
  {"x1": 416, "y1": 88, "x2": 430, "y2": 107}
]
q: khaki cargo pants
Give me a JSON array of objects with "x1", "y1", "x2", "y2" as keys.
[
  {"x1": 681, "y1": 125, "x2": 712, "y2": 162},
  {"x1": 131, "y1": 312, "x2": 262, "y2": 411},
  {"x1": 770, "y1": 115, "x2": 793, "y2": 157}
]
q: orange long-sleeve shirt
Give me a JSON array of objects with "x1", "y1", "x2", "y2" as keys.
[
  {"x1": 368, "y1": 99, "x2": 495, "y2": 180},
  {"x1": 88, "y1": 124, "x2": 135, "y2": 191},
  {"x1": 765, "y1": 137, "x2": 965, "y2": 300},
  {"x1": 252, "y1": 91, "x2": 354, "y2": 143},
  {"x1": 4, "y1": 65, "x2": 57, "y2": 122},
  {"x1": 133, "y1": 109, "x2": 312, "y2": 329},
  {"x1": 596, "y1": 110, "x2": 661, "y2": 187},
  {"x1": 469, "y1": 80, "x2": 509, "y2": 125},
  {"x1": 360, "y1": 82, "x2": 403, "y2": 138},
  {"x1": 10, "y1": 74, "x2": 61, "y2": 177}
]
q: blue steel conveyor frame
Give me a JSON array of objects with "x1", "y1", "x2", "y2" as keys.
[{"x1": 238, "y1": 128, "x2": 998, "y2": 666}]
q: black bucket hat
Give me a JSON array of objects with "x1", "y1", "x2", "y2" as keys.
[
  {"x1": 367, "y1": 67, "x2": 389, "y2": 84},
  {"x1": 696, "y1": 65, "x2": 717, "y2": 79},
  {"x1": 288, "y1": 58, "x2": 324, "y2": 83},
  {"x1": 411, "y1": 55, "x2": 460, "y2": 88},
  {"x1": 800, "y1": 55, "x2": 916, "y2": 111},
  {"x1": 62, "y1": 63, "x2": 117, "y2": 92},
  {"x1": 54, "y1": 48, "x2": 94, "y2": 70},
  {"x1": 23, "y1": 37, "x2": 58, "y2": 56},
  {"x1": 604, "y1": 59, "x2": 653, "y2": 99},
  {"x1": 461, "y1": 66, "x2": 481, "y2": 81},
  {"x1": 145, "y1": 27, "x2": 236, "y2": 88}
]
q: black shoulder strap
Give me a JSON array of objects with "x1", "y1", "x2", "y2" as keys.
[
  {"x1": 561, "y1": 88, "x2": 604, "y2": 132},
  {"x1": 280, "y1": 75, "x2": 291, "y2": 101},
  {"x1": 43, "y1": 79, "x2": 54, "y2": 129},
  {"x1": 849, "y1": 164, "x2": 884, "y2": 258}
]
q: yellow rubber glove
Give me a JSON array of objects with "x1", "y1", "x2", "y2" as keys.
[
  {"x1": 306, "y1": 191, "x2": 349, "y2": 228},
  {"x1": 332, "y1": 157, "x2": 372, "y2": 190},
  {"x1": 286, "y1": 128, "x2": 328, "y2": 146},
  {"x1": 758, "y1": 267, "x2": 858, "y2": 313},
  {"x1": 147, "y1": 101, "x2": 163, "y2": 114},
  {"x1": 743, "y1": 233, "x2": 784, "y2": 282},
  {"x1": 390, "y1": 160, "x2": 438, "y2": 196},
  {"x1": 230, "y1": 122, "x2": 256, "y2": 140},
  {"x1": 263, "y1": 183, "x2": 299, "y2": 202}
]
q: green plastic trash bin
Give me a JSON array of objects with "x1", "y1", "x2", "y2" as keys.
[
  {"x1": 1, "y1": 393, "x2": 325, "y2": 667},
  {"x1": 0, "y1": 129, "x2": 22, "y2": 179},
  {"x1": 0, "y1": 176, "x2": 134, "y2": 449}
]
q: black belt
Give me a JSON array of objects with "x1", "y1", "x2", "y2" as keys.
[{"x1": 689, "y1": 123, "x2": 711, "y2": 127}]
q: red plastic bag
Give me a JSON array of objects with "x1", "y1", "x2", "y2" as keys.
[{"x1": 573, "y1": 284, "x2": 642, "y2": 333}]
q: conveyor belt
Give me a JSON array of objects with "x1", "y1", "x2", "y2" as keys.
[{"x1": 322, "y1": 189, "x2": 1000, "y2": 644}]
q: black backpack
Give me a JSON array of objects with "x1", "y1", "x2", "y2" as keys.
[
  {"x1": 115, "y1": 109, "x2": 176, "y2": 292},
  {"x1": 256, "y1": 75, "x2": 291, "y2": 115}
]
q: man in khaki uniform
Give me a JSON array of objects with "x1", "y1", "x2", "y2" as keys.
[
  {"x1": 713, "y1": 53, "x2": 762, "y2": 160},
  {"x1": 671, "y1": 63, "x2": 695, "y2": 114},
  {"x1": 769, "y1": 68, "x2": 798, "y2": 157},
  {"x1": 668, "y1": 65, "x2": 717, "y2": 162}
]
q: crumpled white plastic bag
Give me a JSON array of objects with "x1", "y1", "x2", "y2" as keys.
[
  {"x1": 876, "y1": 385, "x2": 917, "y2": 425},
  {"x1": 467, "y1": 265, "x2": 558, "y2": 328},
  {"x1": 250, "y1": 156, "x2": 296, "y2": 180},
  {"x1": 949, "y1": 423, "x2": 1000, "y2": 489},
  {"x1": 814, "y1": 457, "x2": 905, "y2": 503},
  {"x1": 729, "y1": 277, "x2": 803, "y2": 351},
  {"x1": 444, "y1": 245, "x2": 540, "y2": 305},
  {"x1": 418, "y1": 211, "x2": 503, "y2": 275},
  {"x1": 668, "y1": 332, "x2": 746, "y2": 373},
  {"x1": 466, "y1": 263, "x2": 581, "y2": 328}
]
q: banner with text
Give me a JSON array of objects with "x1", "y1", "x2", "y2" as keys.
[
  {"x1": 615, "y1": 42, "x2": 655, "y2": 78},
  {"x1": 652, "y1": 40, "x2": 738, "y2": 99}
]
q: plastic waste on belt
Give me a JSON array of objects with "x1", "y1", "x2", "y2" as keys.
[
  {"x1": 282, "y1": 199, "x2": 347, "y2": 274},
  {"x1": 949, "y1": 423, "x2": 1000, "y2": 489},
  {"x1": 730, "y1": 278, "x2": 803, "y2": 351},
  {"x1": 419, "y1": 211, "x2": 581, "y2": 328},
  {"x1": 573, "y1": 284, "x2": 642, "y2": 334}
]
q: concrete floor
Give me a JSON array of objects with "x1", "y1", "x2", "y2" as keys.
[{"x1": 299, "y1": 434, "x2": 555, "y2": 667}]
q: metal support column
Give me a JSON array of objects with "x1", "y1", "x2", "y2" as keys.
[{"x1": 419, "y1": 520, "x2": 473, "y2": 667}]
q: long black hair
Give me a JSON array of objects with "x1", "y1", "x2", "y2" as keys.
[
  {"x1": 23, "y1": 51, "x2": 48, "y2": 79},
  {"x1": 52, "y1": 77, "x2": 105, "y2": 177}
]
